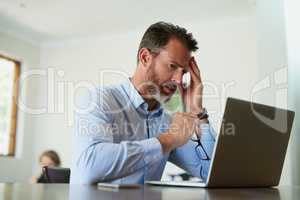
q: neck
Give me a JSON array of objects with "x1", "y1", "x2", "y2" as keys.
[{"x1": 131, "y1": 73, "x2": 160, "y2": 111}]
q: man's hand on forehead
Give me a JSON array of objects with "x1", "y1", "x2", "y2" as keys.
[{"x1": 177, "y1": 56, "x2": 204, "y2": 114}]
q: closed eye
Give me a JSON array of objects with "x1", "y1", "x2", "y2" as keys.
[{"x1": 170, "y1": 64, "x2": 178, "y2": 70}]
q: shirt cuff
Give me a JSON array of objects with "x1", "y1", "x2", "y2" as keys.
[{"x1": 139, "y1": 137, "x2": 164, "y2": 166}]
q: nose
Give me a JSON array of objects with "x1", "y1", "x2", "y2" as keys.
[{"x1": 171, "y1": 71, "x2": 183, "y2": 85}]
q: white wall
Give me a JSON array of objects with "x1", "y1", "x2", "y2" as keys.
[
  {"x1": 255, "y1": 0, "x2": 290, "y2": 185},
  {"x1": 0, "y1": 32, "x2": 40, "y2": 182}
]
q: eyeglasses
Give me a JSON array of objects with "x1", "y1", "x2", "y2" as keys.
[{"x1": 191, "y1": 137, "x2": 210, "y2": 161}]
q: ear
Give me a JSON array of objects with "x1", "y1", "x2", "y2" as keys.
[{"x1": 138, "y1": 48, "x2": 153, "y2": 68}]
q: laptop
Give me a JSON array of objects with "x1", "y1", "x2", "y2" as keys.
[{"x1": 147, "y1": 97, "x2": 295, "y2": 187}]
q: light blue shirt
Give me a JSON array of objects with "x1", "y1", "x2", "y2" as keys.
[{"x1": 71, "y1": 78, "x2": 216, "y2": 184}]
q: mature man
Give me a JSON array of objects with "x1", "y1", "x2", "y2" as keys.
[{"x1": 71, "y1": 22, "x2": 216, "y2": 184}]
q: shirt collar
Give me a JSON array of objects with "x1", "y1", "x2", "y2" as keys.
[
  {"x1": 122, "y1": 78, "x2": 146, "y2": 109},
  {"x1": 122, "y1": 78, "x2": 163, "y2": 116}
]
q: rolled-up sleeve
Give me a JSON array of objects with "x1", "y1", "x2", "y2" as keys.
[{"x1": 139, "y1": 137, "x2": 164, "y2": 165}]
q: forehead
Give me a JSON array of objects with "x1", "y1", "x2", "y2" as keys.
[{"x1": 159, "y1": 38, "x2": 191, "y2": 68}]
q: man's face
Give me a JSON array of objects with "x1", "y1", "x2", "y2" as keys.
[{"x1": 146, "y1": 38, "x2": 191, "y2": 102}]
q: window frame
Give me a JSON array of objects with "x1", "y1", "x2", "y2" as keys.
[{"x1": 0, "y1": 54, "x2": 21, "y2": 156}]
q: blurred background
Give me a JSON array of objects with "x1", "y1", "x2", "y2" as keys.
[{"x1": 0, "y1": 0, "x2": 299, "y2": 185}]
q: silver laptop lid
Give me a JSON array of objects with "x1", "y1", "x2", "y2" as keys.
[{"x1": 206, "y1": 97, "x2": 295, "y2": 187}]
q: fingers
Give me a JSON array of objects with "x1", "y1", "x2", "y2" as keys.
[
  {"x1": 177, "y1": 112, "x2": 198, "y2": 119},
  {"x1": 190, "y1": 57, "x2": 201, "y2": 77},
  {"x1": 177, "y1": 112, "x2": 203, "y2": 136},
  {"x1": 176, "y1": 112, "x2": 200, "y2": 132},
  {"x1": 173, "y1": 112, "x2": 198, "y2": 130},
  {"x1": 169, "y1": 112, "x2": 204, "y2": 148},
  {"x1": 189, "y1": 57, "x2": 202, "y2": 84}
]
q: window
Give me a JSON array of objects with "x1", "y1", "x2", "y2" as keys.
[{"x1": 0, "y1": 54, "x2": 20, "y2": 156}]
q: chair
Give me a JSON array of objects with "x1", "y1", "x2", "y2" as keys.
[{"x1": 42, "y1": 166, "x2": 71, "y2": 183}]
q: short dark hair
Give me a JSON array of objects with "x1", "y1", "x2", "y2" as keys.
[{"x1": 137, "y1": 21, "x2": 198, "y2": 62}]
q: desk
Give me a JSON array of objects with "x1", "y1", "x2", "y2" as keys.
[{"x1": 0, "y1": 183, "x2": 299, "y2": 200}]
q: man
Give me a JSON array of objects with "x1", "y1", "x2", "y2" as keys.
[{"x1": 71, "y1": 22, "x2": 216, "y2": 184}]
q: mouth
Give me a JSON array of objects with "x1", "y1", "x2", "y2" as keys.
[{"x1": 162, "y1": 82, "x2": 177, "y2": 95}]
